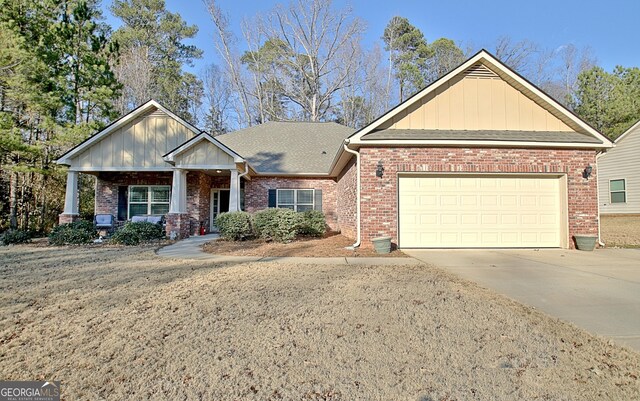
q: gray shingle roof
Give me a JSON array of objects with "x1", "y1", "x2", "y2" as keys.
[
  {"x1": 362, "y1": 129, "x2": 603, "y2": 144},
  {"x1": 216, "y1": 122, "x2": 354, "y2": 174}
]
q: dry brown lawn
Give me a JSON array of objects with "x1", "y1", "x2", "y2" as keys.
[
  {"x1": 203, "y1": 233, "x2": 407, "y2": 257},
  {"x1": 0, "y1": 244, "x2": 638, "y2": 400},
  {"x1": 601, "y1": 215, "x2": 640, "y2": 247}
]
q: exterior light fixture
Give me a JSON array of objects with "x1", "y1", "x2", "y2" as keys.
[
  {"x1": 376, "y1": 160, "x2": 384, "y2": 178},
  {"x1": 216, "y1": 170, "x2": 222, "y2": 173},
  {"x1": 582, "y1": 165, "x2": 593, "y2": 179}
]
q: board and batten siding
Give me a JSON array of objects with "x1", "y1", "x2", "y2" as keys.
[
  {"x1": 598, "y1": 124, "x2": 640, "y2": 214},
  {"x1": 380, "y1": 68, "x2": 573, "y2": 132},
  {"x1": 69, "y1": 108, "x2": 196, "y2": 169},
  {"x1": 173, "y1": 139, "x2": 235, "y2": 167}
]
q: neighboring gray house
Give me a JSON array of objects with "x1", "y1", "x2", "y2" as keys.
[{"x1": 598, "y1": 120, "x2": 640, "y2": 214}]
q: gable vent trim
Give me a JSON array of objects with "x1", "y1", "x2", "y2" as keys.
[{"x1": 463, "y1": 64, "x2": 499, "y2": 79}]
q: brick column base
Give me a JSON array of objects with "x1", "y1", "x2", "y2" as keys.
[
  {"x1": 58, "y1": 214, "x2": 80, "y2": 225},
  {"x1": 166, "y1": 213, "x2": 190, "y2": 240}
]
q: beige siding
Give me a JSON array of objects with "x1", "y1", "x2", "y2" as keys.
[
  {"x1": 174, "y1": 139, "x2": 235, "y2": 167},
  {"x1": 598, "y1": 125, "x2": 640, "y2": 214},
  {"x1": 69, "y1": 108, "x2": 196, "y2": 169},
  {"x1": 384, "y1": 75, "x2": 574, "y2": 132}
]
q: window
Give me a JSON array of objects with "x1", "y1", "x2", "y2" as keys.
[
  {"x1": 610, "y1": 179, "x2": 626, "y2": 203},
  {"x1": 277, "y1": 189, "x2": 315, "y2": 212},
  {"x1": 128, "y1": 186, "x2": 171, "y2": 218}
]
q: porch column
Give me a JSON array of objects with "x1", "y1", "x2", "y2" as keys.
[
  {"x1": 228, "y1": 169, "x2": 239, "y2": 212},
  {"x1": 63, "y1": 170, "x2": 79, "y2": 215},
  {"x1": 169, "y1": 169, "x2": 187, "y2": 213}
]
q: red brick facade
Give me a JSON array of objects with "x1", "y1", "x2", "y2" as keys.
[
  {"x1": 336, "y1": 159, "x2": 357, "y2": 240},
  {"x1": 244, "y1": 177, "x2": 339, "y2": 231},
  {"x1": 95, "y1": 172, "x2": 173, "y2": 217},
  {"x1": 357, "y1": 147, "x2": 599, "y2": 249}
]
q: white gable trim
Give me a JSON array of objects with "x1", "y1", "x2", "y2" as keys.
[
  {"x1": 56, "y1": 99, "x2": 201, "y2": 166},
  {"x1": 163, "y1": 132, "x2": 244, "y2": 164},
  {"x1": 348, "y1": 50, "x2": 613, "y2": 147},
  {"x1": 614, "y1": 119, "x2": 640, "y2": 144}
]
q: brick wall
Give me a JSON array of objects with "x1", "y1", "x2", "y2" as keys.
[
  {"x1": 359, "y1": 147, "x2": 599, "y2": 249},
  {"x1": 95, "y1": 172, "x2": 173, "y2": 217},
  {"x1": 96, "y1": 171, "x2": 232, "y2": 236},
  {"x1": 336, "y1": 159, "x2": 357, "y2": 240},
  {"x1": 244, "y1": 177, "x2": 339, "y2": 231}
]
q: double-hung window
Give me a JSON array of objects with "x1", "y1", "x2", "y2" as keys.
[
  {"x1": 609, "y1": 179, "x2": 626, "y2": 203},
  {"x1": 128, "y1": 185, "x2": 171, "y2": 218},
  {"x1": 276, "y1": 189, "x2": 316, "y2": 212}
]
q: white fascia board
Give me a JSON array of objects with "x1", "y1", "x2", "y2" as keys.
[
  {"x1": 56, "y1": 100, "x2": 200, "y2": 166},
  {"x1": 350, "y1": 139, "x2": 612, "y2": 149},
  {"x1": 68, "y1": 167, "x2": 174, "y2": 172}
]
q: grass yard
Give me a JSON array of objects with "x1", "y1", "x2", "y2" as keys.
[
  {"x1": 601, "y1": 215, "x2": 640, "y2": 247},
  {"x1": 0, "y1": 244, "x2": 638, "y2": 400}
]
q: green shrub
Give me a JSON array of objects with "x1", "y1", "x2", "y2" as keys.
[
  {"x1": 253, "y1": 208, "x2": 303, "y2": 243},
  {"x1": 1, "y1": 229, "x2": 33, "y2": 245},
  {"x1": 48, "y1": 220, "x2": 96, "y2": 245},
  {"x1": 216, "y1": 211, "x2": 253, "y2": 240},
  {"x1": 111, "y1": 222, "x2": 164, "y2": 245},
  {"x1": 299, "y1": 210, "x2": 326, "y2": 237}
]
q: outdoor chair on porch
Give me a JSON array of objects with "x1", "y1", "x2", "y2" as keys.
[
  {"x1": 94, "y1": 214, "x2": 115, "y2": 236},
  {"x1": 131, "y1": 214, "x2": 166, "y2": 232}
]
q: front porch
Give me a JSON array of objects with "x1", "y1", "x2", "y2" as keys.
[{"x1": 59, "y1": 168, "x2": 246, "y2": 239}]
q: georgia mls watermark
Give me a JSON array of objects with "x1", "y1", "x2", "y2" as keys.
[{"x1": 0, "y1": 381, "x2": 60, "y2": 401}]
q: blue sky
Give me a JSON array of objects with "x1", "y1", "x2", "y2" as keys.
[{"x1": 101, "y1": 0, "x2": 640, "y2": 75}]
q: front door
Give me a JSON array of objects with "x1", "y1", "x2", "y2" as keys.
[{"x1": 210, "y1": 189, "x2": 230, "y2": 231}]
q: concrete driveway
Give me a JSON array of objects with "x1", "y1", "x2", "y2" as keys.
[{"x1": 405, "y1": 248, "x2": 640, "y2": 352}]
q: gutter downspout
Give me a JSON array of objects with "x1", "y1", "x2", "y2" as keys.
[
  {"x1": 237, "y1": 161, "x2": 249, "y2": 211},
  {"x1": 343, "y1": 140, "x2": 361, "y2": 249},
  {"x1": 595, "y1": 151, "x2": 606, "y2": 247}
]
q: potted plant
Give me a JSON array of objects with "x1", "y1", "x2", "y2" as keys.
[
  {"x1": 371, "y1": 236, "x2": 392, "y2": 254},
  {"x1": 574, "y1": 235, "x2": 598, "y2": 251}
]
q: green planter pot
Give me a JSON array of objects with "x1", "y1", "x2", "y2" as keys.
[
  {"x1": 574, "y1": 235, "x2": 597, "y2": 251},
  {"x1": 372, "y1": 236, "x2": 392, "y2": 254}
]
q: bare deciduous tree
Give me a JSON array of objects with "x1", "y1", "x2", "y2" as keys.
[
  {"x1": 112, "y1": 45, "x2": 153, "y2": 114},
  {"x1": 201, "y1": 63, "x2": 232, "y2": 134}
]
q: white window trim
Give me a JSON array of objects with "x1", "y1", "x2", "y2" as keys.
[
  {"x1": 609, "y1": 179, "x2": 627, "y2": 204},
  {"x1": 276, "y1": 189, "x2": 315, "y2": 212},
  {"x1": 128, "y1": 185, "x2": 171, "y2": 219}
]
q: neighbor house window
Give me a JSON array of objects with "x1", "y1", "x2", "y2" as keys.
[
  {"x1": 610, "y1": 179, "x2": 626, "y2": 203},
  {"x1": 128, "y1": 185, "x2": 171, "y2": 218},
  {"x1": 276, "y1": 189, "x2": 315, "y2": 212}
]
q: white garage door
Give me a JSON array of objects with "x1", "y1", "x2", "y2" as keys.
[{"x1": 398, "y1": 175, "x2": 564, "y2": 248}]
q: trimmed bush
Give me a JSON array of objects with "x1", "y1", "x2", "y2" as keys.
[
  {"x1": 111, "y1": 222, "x2": 164, "y2": 245},
  {"x1": 299, "y1": 210, "x2": 326, "y2": 237},
  {"x1": 253, "y1": 208, "x2": 303, "y2": 243},
  {"x1": 216, "y1": 211, "x2": 253, "y2": 240},
  {"x1": 49, "y1": 220, "x2": 96, "y2": 245},
  {"x1": 1, "y1": 229, "x2": 33, "y2": 245}
]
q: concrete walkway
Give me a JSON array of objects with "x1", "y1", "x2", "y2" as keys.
[
  {"x1": 156, "y1": 234, "x2": 422, "y2": 265},
  {"x1": 405, "y1": 248, "x2": 640, "y2": 352}
]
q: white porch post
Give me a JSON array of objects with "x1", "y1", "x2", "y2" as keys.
[
  {"x1": 63, "y1": 170, "x2": 79, "y2": 215},
  {"x1": 169, "y1": 169, "x2": 187, "y2": 213},
  {"x1": 228, "y1": 169, "x2": 239, "y2": 212}
]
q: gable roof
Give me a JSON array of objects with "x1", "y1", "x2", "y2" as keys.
[
  {"x1": 614, "y1": 119, "x2": 640, "y2": 144},
  {"x1": 216, "y1": 121, "x2": 354, "y2": 175},
  {"x1": 347, "y1": 49, "x2": 613, "y2": 149},
  {"x1": 56, "y1": 99, "x2": 201, "y2": 166},
  {"x1": 163, "y1": 132, "x2": 244, "y2": 164}
]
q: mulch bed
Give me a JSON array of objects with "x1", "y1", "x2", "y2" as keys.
[{"x1": 202, "y1": 232, "x2": 407, "y2": 257}]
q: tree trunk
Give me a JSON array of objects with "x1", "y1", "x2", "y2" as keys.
[{"x1": 9, "y1": 171, "x2": 18, "y2": 229}]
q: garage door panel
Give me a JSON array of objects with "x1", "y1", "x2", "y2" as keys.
[{"x1": 399, "y1": 175, "x2": 562, "y2": 248}]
